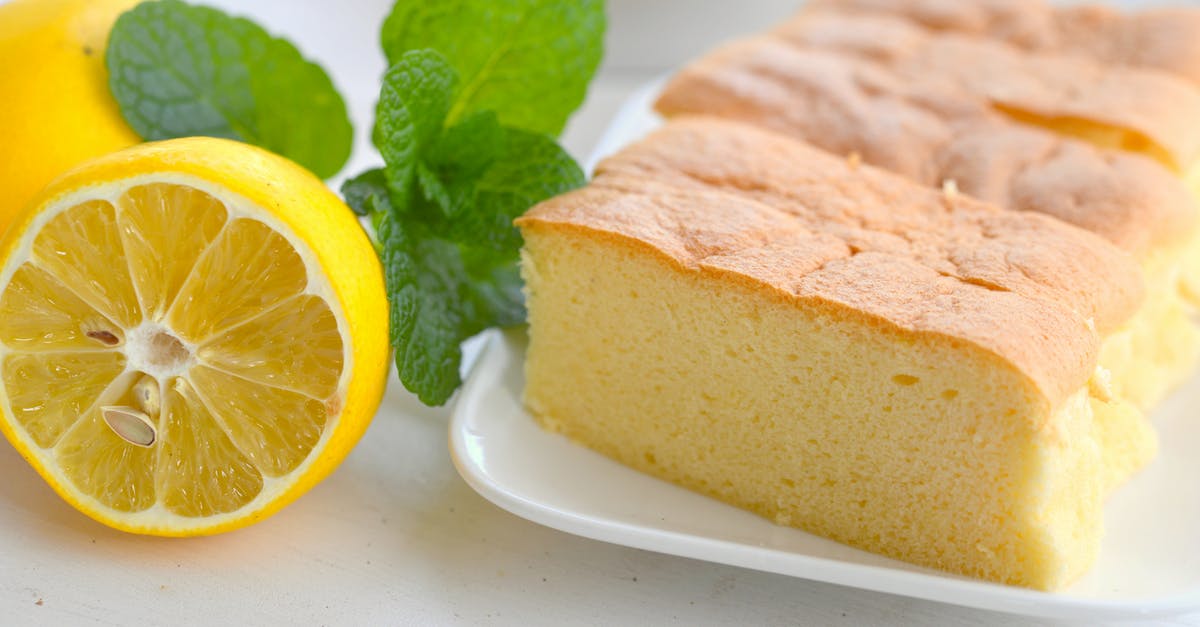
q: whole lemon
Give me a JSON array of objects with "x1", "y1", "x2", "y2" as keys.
[{"x1": 0, "y1": 0, "x2": 141, "y2": 236}]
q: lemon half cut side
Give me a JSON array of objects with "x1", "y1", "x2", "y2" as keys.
[{"x1": 0, "y1": 138, "x2": 389, "y2": 536}]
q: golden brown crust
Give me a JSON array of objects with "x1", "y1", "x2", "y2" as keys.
[
  {"x1": 654, "y1": 34, "x2": 1199, "y2": 259},
  {"x1": 656, "y1": 38, "x2": 974, "y2": 184},
  {"x1": 935, "y1": 121, "x2": 1199, "y2": 258},
  {"x1": 769, "y1": 11, "x2": 1200, "y2": 171},
  {"x1": 1054, "y1": 6, "x2": 1200, "y2": 86},
  {"x1": 808, "y1": 0, "x2": 1058, "y2": 47},
  {"x1": 518, "y1": 118, "x2": 1145, "y2": 408},
  {"x1": 810, "y1": 0, "x2": 1200, "y2": 86}
]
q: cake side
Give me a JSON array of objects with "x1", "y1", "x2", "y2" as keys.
[
  {"x1": 518, "y1": 218, "x2": 1103, "y2": 590},
  {"x1": 519, "y1": 181, "x2": 1120, "y2": 412}
]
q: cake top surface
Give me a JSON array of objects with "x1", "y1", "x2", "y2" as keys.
[
  {"x1": 654, "y1": 33, "x2": 1199, "y2": 258},
  {"x1": 809, "y1": 0, "x2": 1200, "y2": 86},
  {"x1": 518, "y1": 118, "x2": 1145, "y2": 407},
  {"x1": 771, "y1": 10, "x2": 1200, "y2": 171}
]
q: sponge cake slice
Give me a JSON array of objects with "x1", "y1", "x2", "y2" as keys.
[{"x1": 517, "y1": 118, "x2": 1144, "y2": 590}]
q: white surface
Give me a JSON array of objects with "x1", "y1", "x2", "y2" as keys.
[
  {"x1": 2, "y1": 0, "x2": 1199, "y2": 625},
  {"x1": 452, "y1": 331, "x2": 1200, "y2": 622}
]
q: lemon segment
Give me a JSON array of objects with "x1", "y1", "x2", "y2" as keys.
[
  {"x1": 188, "y1": 365, "x2": 327, "y2": 478},
  {"x1": 0, "y1": 263, "x2": 124, "y2": 350},
  {"x1": 54, "y1": 375, "x2": 159, "y2": 514},
  {"x1": 157, "y1": 377, "x2": 263, "y2": 518},
  {"x1": 33, "y1": 199, "x2": 142, "y2": 330},
  {"x1": 0, "y1": 138, "x2": 389, "y2": 536},
  {"x1": 168, "y1": 218, "x2": 311, "y2": 344},
  {"x1": 117, "y1": 183, "x2": 229, "y2": 322},
  {"x1": 197, "y1": 294, "x2": 344, "y2": 399},
  {"x1": 3, "y1": 352, "x2": 126, "y2": 448}
]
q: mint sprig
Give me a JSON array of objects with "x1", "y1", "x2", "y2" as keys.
[
  {"x1": 100, "y1": 0, "x2": 601, "y2": 404},
  {"x1": 376, "y1": 51, "x2": 460, "y2": 210},
  {"x1": 347, "y1": 2, "x2": 600, "y2": 405},
  {"x1": 106, "y1": 0, "x2": 353, "y2": 178},
  {"x1": 381, "y1": 0, "x2": 605, "y2": 137}
]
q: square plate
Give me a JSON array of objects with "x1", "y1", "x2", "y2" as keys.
[{"x1": 448, "y1": 82, "x2": 1200, "y2": 621}]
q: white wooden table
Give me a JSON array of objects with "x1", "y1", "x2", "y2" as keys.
[{"x1": 2, "y1": 1, "x2": 1197, "y2": 624}]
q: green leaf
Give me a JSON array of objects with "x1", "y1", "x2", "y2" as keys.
[
  {"x1": 377, "y1": 213, "x2": 523, "y2": 405},
  {"x1": 377, "y1": 216, "x2": 463, "y2": 406},
  {"x1": 381, "y1": 0, "x2": 605, "y2": 136},
  {"x1": 341, "y1": 168, "x2": 390, "y2": 217},
  {"x1": 376, "y1": 49, "x2": 458, "y2": 207},
  {"x1": 418, "y1": 110, "x2": 505, "y2": 217},
  {"x1": 375, "y1": 131, "x2": 581, "y2": 405},
  {"x1": 464, "y1": 260, "x2": 526, "y2": 329},
  {"x1": 106, "y1": 0, "x2": 352, "y2": 178},
  {"x1": 427, "y1": 111, "x2": 505, "y2": 189},
  {"x1": 356, "y1": 2, "x2": 602, "y2": 405},
  {"x1": 445, "y1": 127, "x2": 584, "y2": 253}
]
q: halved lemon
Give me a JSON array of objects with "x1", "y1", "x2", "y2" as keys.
[{"x1": 0, "y1": 137, "x2": 389, "y2": 535}]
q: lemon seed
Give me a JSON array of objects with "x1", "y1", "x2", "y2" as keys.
[
  {"x1": 132, "y1": 375, "x2": 160, "y2": 417},
  {"x1": 100, "y1": 406, "x2": 156, "y2": 447}
]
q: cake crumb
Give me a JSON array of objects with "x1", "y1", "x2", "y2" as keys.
[
  {"x1": 1089, "y1": 366, "x2": 1114, "y2": 402},
  {"x1": 35, "y1": 598, "x2": 43, "y2": 606},
  {"x1": 941, "y1": 178, "x2": 959, "y2": 200}
]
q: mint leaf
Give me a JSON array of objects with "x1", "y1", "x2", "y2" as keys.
[
  {"x1": 376, "y1": 50, "x2": 458, "y2": 207},
  {"x1": 381, "y1": 0, "x2": 605, "y2": 136},
  {"x1": 341, "y1": 169, "x2": 390, "y2": 217},
  {"x1": 357, "y1": 0, "x2": 603, "y2": 405},
  {"x1": 429, "y1": 110, "x2": 504, "y2": 176},
  {"x1": 427, "y1": 111, "x2": 504, "y2": 181},
  {"x1": 446, "y1": 127, "x2": 584, "y2": 252},
  {"x1": 107, "y1": 0, "x2": 352, "y2": 178},
  {"x1": 463, "y1": 258, "x2": 526, "y2": 329},
  {"x1": 378, "y1": 214, "x2": 524, "y2": 405},
  {"x1": 377, "y1": 128, "x2": 582, "y2": 404},
  {"x1": 361, "y1": 46, "x2": 587, "y2": 405},
  {"x1": 418, "y1": 111, "x2": 505, "y2": 217},
  {"x1": 377, "y1": 216, "x2": 466, "y2": 406}
]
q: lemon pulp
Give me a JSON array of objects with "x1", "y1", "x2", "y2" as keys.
[{"x1": 0, "y1": 179, "x2": 348, "y2": 522}]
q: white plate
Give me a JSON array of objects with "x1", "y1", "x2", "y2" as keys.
[{"x1": 448, "y1": 82, "x2": 1200, "y2": 621}]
